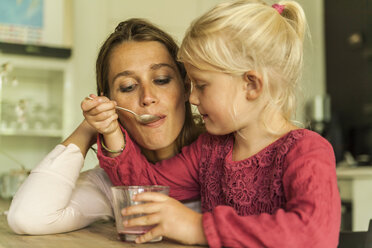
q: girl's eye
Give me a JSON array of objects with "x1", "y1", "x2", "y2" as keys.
[
  {"x1": 154, "y1": 77, "x2": 171, "y2": 85},
  {"x1": 194, "y1": 83, "x2": 206, "y2": 90},
  {"x1": 191, "y1": 80, "x2": 206, "y2": 91},
  {"x1": 119, "y1": 84, "x2": 136, "y2": 92}
]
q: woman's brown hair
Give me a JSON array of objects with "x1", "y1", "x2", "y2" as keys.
[{"x1": 96, "y1": 18, "x2": 204, "y2": 154}]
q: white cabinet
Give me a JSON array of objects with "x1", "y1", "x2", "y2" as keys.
[
  {"x1": 0, "y1": 55, "x2": 71, "y2": 174},
  {"x1": 337, "y1": 167, "x2": 372, "y2": 231}
]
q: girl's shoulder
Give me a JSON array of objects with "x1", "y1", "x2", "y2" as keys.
[
  {"x1": 285, "y1": 128, "x2": 332, "y2": 148},
  {"x1": 281, "y1": 128, "x2": 335, "y2": 160}
]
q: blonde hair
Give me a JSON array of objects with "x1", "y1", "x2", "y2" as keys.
[{"x1": 179, "y1": 0, "x2": 307, "y2": 133}]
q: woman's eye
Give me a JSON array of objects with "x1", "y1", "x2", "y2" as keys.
[
  {"x1": 119, "y1": 84, "x2": 136, "y2": 92},
  {"x1": 154, "y1": 77, "x2": 171, "y2": 85}
]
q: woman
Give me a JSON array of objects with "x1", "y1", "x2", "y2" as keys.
[{"x1": 7, "y1": 18, "x2": 204, "y2": 235}]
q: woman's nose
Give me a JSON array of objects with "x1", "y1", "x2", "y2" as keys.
[{"x1": 140, "y1": 85, "x2": 158, "y2": 106}]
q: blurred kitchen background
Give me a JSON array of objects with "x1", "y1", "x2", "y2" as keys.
[{"x1": 0, "y1": 0, "x2": 371, "y2": 232}]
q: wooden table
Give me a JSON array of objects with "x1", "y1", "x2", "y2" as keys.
[{"x1": 0, "y1": 198, "x2": 204, "y2": 248}]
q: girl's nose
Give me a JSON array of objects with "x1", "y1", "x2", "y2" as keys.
[
  {"x1": 140, "y1": 85, "x2": 158, "y2": 106},
  {"x1": 189, "y1": 87, "x2": 199, "y2": 106}
]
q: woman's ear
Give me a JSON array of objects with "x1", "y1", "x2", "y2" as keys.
[
  {"x1": 184, "y1": 75, "x2": 191, "y2": 102},
  {"x1": 243, "y1": 71, "x2": 263, "y2": 100}
]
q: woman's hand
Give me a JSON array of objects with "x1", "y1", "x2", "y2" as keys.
[
  {"x1": 81, "y1": 94, "x2": 125, "y2": 157},
  {"x1": 122, "y1": 192, "x2": 207, "y2": 245},
  {"x1": 81, "y1": 94, "x2": 119, "y2": 136}
]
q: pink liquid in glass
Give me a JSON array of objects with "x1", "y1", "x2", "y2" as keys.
[{"x1": 118, "y1": 226, "x2": 160, "y2": 242}]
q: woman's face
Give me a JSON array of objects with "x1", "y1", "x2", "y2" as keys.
[{"x1": 108, "y1": 41, "x2": 187, "y2": 155}]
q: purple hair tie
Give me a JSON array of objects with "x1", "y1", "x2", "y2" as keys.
[{"x1": 272, "y1": 4, "x2": 285, "y2": 15}]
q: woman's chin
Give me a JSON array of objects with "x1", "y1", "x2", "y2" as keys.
[{"x1": 140, "y1": 139, "x2": 174, "y2": 151}]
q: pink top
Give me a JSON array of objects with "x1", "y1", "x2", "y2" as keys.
[{"x1": 98, "y1": 128, "x2": 341, "y2": 248}]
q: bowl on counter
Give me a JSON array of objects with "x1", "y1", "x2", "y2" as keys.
[{"x1": 0, "y1": 169, "x2": 29, "y2": 199}]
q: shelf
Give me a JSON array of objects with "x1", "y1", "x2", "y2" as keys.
[
  {"x1": 337, "y1": 167, "x2": 372, "y2": 179},
  {"x1": 0, "y1": 128, "x2": 62, "y2": 138},
  {"x1": 0, "y1": 59, "x2": 64, "y2": 139},
  {"x1": 0, "y1": 42, "x2": 71, "y2": 59},
  {"x1": 0, "y1": 56, "x2": 69, "y2": 176}
]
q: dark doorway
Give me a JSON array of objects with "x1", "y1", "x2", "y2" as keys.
[{"x1": 324, "y1": 0, "x2": 372, "y2": 163}]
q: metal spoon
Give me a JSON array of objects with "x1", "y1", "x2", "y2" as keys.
[
  {"x1": 87, "y1": 96, "x2": 160, "y2": 124},
  {"x1": 115, "y1": 105, "x2": 161, "y2": 124}
]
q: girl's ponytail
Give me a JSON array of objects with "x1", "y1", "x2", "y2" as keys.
[{"x1": 279, "y1": 1, "x2": 307, "y2": 43}]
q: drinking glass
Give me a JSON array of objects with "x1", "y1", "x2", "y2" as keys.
[{"x1": 111, "y1": 185, "x2": 169, "y2": 242}]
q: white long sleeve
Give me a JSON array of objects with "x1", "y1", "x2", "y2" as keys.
[{"x1": 7, "y1": 144, "x2": 114, "y2": 235}]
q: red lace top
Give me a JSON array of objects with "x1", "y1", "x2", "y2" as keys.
[{"x1": 98, "y1": 129, "x2": 341, "y2": 248}]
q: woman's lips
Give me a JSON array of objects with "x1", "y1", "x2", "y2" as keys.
[{"x1": 142, "y1": 115, "x2": 166, "y2": 127}]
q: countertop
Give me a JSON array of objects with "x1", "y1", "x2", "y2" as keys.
[
  {"x1": 0, "y1": 198, "x2": 205, "y2": 248},
  {"x1": 336, "y1": 166, "x2": 372, "y2": 179}
]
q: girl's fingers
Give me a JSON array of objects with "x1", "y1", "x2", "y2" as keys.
[
  {"x1": 133, "y1": 192, "x2": 169, "y2": 202},
  {"x1": 135, "y1": 226, "x2": 164, "y2": 244},
  {"x1": 122, "y1": 201, "x2": 161, "y2": 216},
  {"x1": 121, "y1": 192, "x2": 169, "y2": 216},
  {"x1": 124, "y1": 212, "x2": 161, "y2": 227}
]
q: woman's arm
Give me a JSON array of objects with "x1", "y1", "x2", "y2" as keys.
[
  {"x1": 97, "y1": 128, "x2": 203, "y2": 201},
  {"x1": 7, "y1": 121, "x2": 114, "y2": 235},
  {"x1": 62, "y1": 119, "x2": 97, "y2": 157}
]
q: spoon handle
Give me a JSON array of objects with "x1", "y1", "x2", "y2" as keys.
[
  {"x1": 115, "y1": 106, "x2": 137, "y2": 116},
  {"x1": 86, "y1": 96, "x2": 137, "y2": 117}
]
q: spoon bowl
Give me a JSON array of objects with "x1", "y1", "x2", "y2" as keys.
[
  {"x1": 87, "y1": 96, "x2": 160, "y2": 124},
  {"x1": 114, "y1": 106, "x2": 160, "y2": 124}
]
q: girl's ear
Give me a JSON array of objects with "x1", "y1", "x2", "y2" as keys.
[
  {"x1": 184, "y1": 75, "x2": 191, "y2": 102},
  {"x1": 243, "y1": 71, "x2": 263, "y2": 100}
]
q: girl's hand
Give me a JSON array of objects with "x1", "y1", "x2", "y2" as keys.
[
  {"x1": 81, "y1": 94, "x2": 119, "y2": 136},
  {"x1": 122, "y1": 192, "x2": 207, "y2": 245}
]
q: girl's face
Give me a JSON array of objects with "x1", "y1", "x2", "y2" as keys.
[
  {"x1": 108, "y1": 41, "x2": 187, "y2": 156},
  {"x1": 185, "y1": 63, "x2": 251, "y2": 135}
]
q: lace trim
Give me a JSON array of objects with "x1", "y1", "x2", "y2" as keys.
[{"x1": 199, "y1": 129, "x2": 306, "y2": 215}]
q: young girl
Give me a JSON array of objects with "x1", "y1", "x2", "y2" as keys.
[{"x1": 87, "y1": 1, "x2": 341, "y2": 247}]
